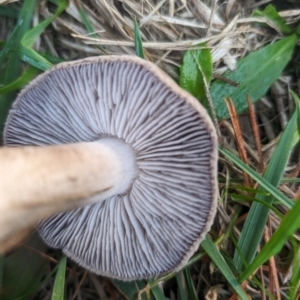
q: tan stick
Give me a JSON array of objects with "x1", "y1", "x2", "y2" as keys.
[{"x1": 0, "y1": 138, "x2": 137, "y2": 253}]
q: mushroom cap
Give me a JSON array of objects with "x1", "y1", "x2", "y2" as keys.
[{"x1": 4, "y1": 56, "x2": 218, "y2": 280}]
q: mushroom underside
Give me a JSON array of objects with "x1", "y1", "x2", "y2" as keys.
[{"x1": 4, "y1": 57, "x2": 217, "y2": 280}]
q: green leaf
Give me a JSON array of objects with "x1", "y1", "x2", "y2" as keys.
[
  {"x1": 134, "y1": 18, "x2": 145, "y2": 59},
  {"x1": 180, "y1": 45, "x2": 212, "y2": 102},
  {"x1": 233, "y1": 106, "x2": 299, "y2": 271},
  {"x1": 208, "y1": 34, "x2": 297, "y2": 120},
  {"x1": 252, "y1": 4, "x2": 293, "y2": 35},
  {"x1": 239, "y1": 198, "x2": 300, "y2": 282},
  {"x1": 201, "y1": 237, "x2": 248, "y2": 300},
  {"x1": 51, "y1": 255, "x2": 67, "y2": 300}
]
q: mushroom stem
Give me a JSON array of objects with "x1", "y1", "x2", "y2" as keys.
[{"x1": 0, "y1": 138, "x2": 137, "y2": 253}]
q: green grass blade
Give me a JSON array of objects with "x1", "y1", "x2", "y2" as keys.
[
  {"x1": 113, "y1": 279, "x2": 149, "y2": 300},
  {"x1": 15, "y1": 265, "x2": 59, "y2": 300},
  {"x1": 252, "y1": 4, "x2": 293, "y2": 35},
  {"x1": 0, "y1": 234, "x2": 48, "y2": 300},
  {"x1": 233, "y1": 106, "x2": 299, "y2": 271},
  {"x1": 78, "y1": 5, "x2": 104, "y2": 50},
  {"x1": 22, "y1": 0, "x2": 67, "y2": 47},
  {"x1": 134, "y1": 18, "x2": 145, "y2": 59},
  {"x1": 0, "y1": 66, "x2": 39, "y2": 94},
  {"x1": 201, "y1": 237, "x2": 248, "y2": 300},
  {"x1": 228, "y1": 185, "x2": 270, "y2": 195},
  {"x1": 0, "y1": 0, "x2": 36, "y2": 134},
  {"x1": 176, "y1": 272, "x2": 189, "y2": 300},
  {"x1": 0, "y1": 6, "x2": 19, "y2": 19},
  {"x1": 151, "y1": 285, "x2": 168, "y2": 300},
  {"x1": 183, "y1": 268, "x2": 198, "y2": 300},
  {"x1": 78, "y1": 6, "x2": 96, "y2": 37},
  {"x1": 114, "y1": 278, "x2": 165, "y2": 300},
  {"x1": 0, "y1": 0, "x2": 36, "y2": 66},
  {"x1": 289, "y1": 238, "x2": 300, "y2": 300},
  {"x1": 297, "y1": 22, "x2": 300, "y2": 36},
  {"x1": 19, "y1": 46, "x2": 52, "y2": 71},
  {"x1": 239, "y1": 198, "x2": 300, "y2": 282},
  {"x1": 20, "y1": 0, "x2": 67, "y2": 71},
  {"x1": 290, "y1": 90, "x2": 300, "y2": 135},
  {"x1": 40, "y1": 52, "x2": 65, "y2": 64},
  {"x1": 230, "y1": 193, "x2": 284, "y2": 218},
  {"x1": 208, "y1": 34, "x2": 297, "y2": 120},
  {"x1": 281, "y1": 178, "x2": 300, "y2": 183},
  {"x1": 220, "y1": 149, "x2": 294, "y2": 209},
  {"x1": 51, "y1": 255, "x2": 67, "y2": 300}
]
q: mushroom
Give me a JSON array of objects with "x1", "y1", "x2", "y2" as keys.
[{"x1": 3, "y1": 55, "x2": 218, "y2": 280}]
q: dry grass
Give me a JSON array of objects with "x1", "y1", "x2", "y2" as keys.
[{"x1": 19, "y1": 0, "x2": 299, "y2": 78}]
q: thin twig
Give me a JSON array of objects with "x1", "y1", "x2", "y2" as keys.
[
  {"x1": 259, "y1": 252, "x2": 267, "y2": 300},
  {"x1": 264, "y1": 223, "x2": 282, "y2": 300},
  {"x1": 213, "y1": 73, "x2": 239, "y2": 86},
  {"x1": 21, "y1": 244, "x2": 79, "y2": 275},
  {"x1": 206, "y1": 0, "x2": 218, "y2": 36},
  {"x1": 225, "y1": 97, "x2": 252, "y2": 187},
  {"x1": 71, "y1": 270, "x2": 88, "y2": 300},
  {"x1": 247, "y1": 95, "x2": 264, "y2": 172}
]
